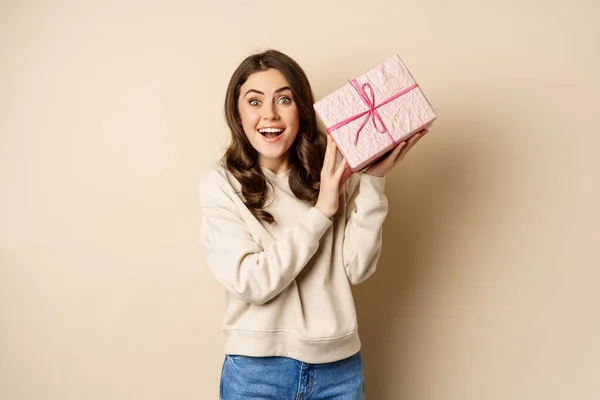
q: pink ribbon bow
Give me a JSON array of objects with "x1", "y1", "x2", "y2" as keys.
[{"x1": 326, "y1": 79, "x2": 419, "y2": 146}]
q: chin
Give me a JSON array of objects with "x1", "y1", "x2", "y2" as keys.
[
  {"x1": 258, "y1": 148, "x2": 288, "y2": 160},
  {"x1": 254, "y1": 138, "x2": 295, "y2": 156}
]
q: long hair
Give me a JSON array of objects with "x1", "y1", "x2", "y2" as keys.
[{"x1": 222, "y1": 49, "x2": 326, "y2": 224}]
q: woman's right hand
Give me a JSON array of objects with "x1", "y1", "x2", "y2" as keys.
[{"x1": 315, "y1": 135, "x2": 353, "y2": 218}]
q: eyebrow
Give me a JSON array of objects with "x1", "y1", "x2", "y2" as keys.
[{"x1": 244, "y1": 86, "x2": 292, "y2": 97}]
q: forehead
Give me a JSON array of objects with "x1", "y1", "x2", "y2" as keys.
[{"x1": 241, "y1": 69, "x2": 290, "y2": 93}]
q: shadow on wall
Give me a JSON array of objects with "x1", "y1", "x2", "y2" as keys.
[{"x1": 352, "y1": 121, "x2": 485, "y2": 399}]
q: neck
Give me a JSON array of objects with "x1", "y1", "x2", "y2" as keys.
[{"x1": 259, "y1": 156, "x2": 290, "y2": 175}]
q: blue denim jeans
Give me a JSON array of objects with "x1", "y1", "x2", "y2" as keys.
[{"x1": 219, "y1": 351, "x2": 365, "y2": 399}]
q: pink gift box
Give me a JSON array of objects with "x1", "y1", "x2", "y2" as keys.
[{"x1": 313, "y1": 54, "x2": 437, "y2": 171}]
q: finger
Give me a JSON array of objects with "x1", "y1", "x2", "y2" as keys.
[
  {"x1": 400, "y1": 133, "x2": 422, "y2": 155},
  {"x1": 340, "y1": 164, "x2": 353, "y2": 185},
  {"x1": 386, "y1": 141, "x2": 406, "y2": 163},
  {"x1": 392, "y1": 141, "x2": 407, "y2": 156},
  {"x1": 395, "y1": 134, "x2": 422, "y2": 164},
  {"x1": 329, "y1": 141, "x2": 339, "y2": 171},
  {"x1": 339, "y1": 165, "x2": 353, "y2": 190},
  {"x1": 408, "y1": 132, "x2": 422, "y2": 145},
  {"x1": 408, "y1": 132, "x2": 423, "y2": 144},
  {"x1": 323, "y1": 135, "x2": 333, "y2": 171},
  {"x1": 334, "y1": 160, "x2": 348, "y2": 186},
  {"x1": 334, "y1": 158, "x2": 348, "y2": 180}
]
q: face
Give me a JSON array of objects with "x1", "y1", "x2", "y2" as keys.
[{"x1": 238, "y1": 69, "x2": 300, "y2": 172}]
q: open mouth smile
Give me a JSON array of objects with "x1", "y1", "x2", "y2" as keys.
[{"x1": 258, "y1": 127, "x2": 285, "y2": 142}]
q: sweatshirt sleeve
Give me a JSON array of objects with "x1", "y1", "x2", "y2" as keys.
[
  {"x1": 341, "y1": 173, "x2": 389, "y2": 285},
  {"x1": 198, "y1": 171, "x2": 332, "y2": 305}
]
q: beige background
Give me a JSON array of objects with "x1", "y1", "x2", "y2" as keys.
[{"x1": 1, "y1": 0, "x2": 598, "y2": 399}]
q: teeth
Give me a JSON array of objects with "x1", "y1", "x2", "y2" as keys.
[{"x1": 259, "y1": 128, "x2": 284, "y2": 134}]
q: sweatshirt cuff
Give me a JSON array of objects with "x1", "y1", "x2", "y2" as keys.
[
  {"x1": 359, "y1": 173, "x2": 386, "y2": 199},
  {"x1": 299, "y1": 207, "x2": 333, "y2": 241}
]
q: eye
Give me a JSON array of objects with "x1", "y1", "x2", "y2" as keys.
[
  {"x1": 278, "y1": 96, "x2": 292, "y2": 105},
  {"x1": 249, "y1": 98, "x2": 261, "y2": 106}
]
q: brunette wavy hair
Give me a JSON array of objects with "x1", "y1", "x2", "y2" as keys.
[{"x1": 222, "y1": 49, "x2": 326, "y2": 224}]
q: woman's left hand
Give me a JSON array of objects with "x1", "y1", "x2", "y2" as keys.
[{"x1": 365, "y1": 128, "x2": 429, "y2": 177}]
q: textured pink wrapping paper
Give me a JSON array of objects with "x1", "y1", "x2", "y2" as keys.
[{"x1": 314, "y1": 54, "x2": 437, "y2": 171}]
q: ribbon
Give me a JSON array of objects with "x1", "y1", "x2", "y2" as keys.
[{"x1": 326, "y1": 79, "x2": 419, "y2": 146}]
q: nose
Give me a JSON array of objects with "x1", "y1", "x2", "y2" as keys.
[{"x1": 262, "y1": 100, "x2": 280, "y2": 120}]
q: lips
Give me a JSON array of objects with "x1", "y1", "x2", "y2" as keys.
[{"x1": 258, "y1": 127, "x2": 285, "y2": 142}]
